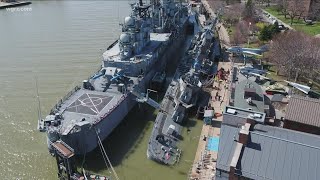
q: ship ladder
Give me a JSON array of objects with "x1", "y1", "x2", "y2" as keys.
[{"x1": 95, "y1": 128, "x2": 120, "y2": 180}]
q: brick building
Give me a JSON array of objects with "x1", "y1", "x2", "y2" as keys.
[{"x1": 284, "y1": 95, "x2": 320, "y2": 135}]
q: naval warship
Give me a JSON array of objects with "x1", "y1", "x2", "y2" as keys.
[
  {"x1": 147, "y1": 14, "x2": 221, "y2": 165},
  {"x1": 38, "y1": 0, "x2": 192, "y2": 155}
]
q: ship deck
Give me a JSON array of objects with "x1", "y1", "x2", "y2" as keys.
[
  {"x1": 54, "y1": 33, "x2": 172, "y2": 136},
  {"x1": 148, "y1": 80, "x2": 184, "y2": 165},
  {"x1": 103, "y1": 33, "x2": 171, "y2": 62},
  {"x1": 56, "y1": 84, "x2": 126, "y2": 134},
  {"x1": 65, "y1": 93, "x2": 113, "y2": 116}
]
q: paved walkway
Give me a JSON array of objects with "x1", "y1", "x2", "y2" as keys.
[
  {"x1": 189, "y1": 1, "x2": 233, "y2": 177},
  {"x1": 201, "y1": 0, "x2": 215, "y2": 19},
  {"x1": 217, "y1": 22, "x2": 231, "y2": 48},
  {"x1": 189, "y1": 62, "x2": 232, "y2": 180}
]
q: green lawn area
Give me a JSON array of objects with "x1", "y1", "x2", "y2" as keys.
[
  {"x1": 227, "y1": 25, "x2": 235, "y2": 38},
  {"x1": 265, "y1": 64, "x2": 320, "y2": 92},
  {"x1": 264, "y1": 6, "x2": 320, "y2": 36},
  {"x1": 247, "y1": 42, "x2": 260, "y2": 48}
]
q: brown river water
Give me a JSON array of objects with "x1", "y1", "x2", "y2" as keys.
[{"x1": 0, "y1": 1, "x2": 203, "y2": 179}]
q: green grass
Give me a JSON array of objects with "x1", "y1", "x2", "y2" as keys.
[
  {"x1": 264, "y1": 6, "x2": 320, "y2": 36},
  {"x1": 227, "y1": 25, "x2": 236, "y2": 38},
  {"x1": 265, "y1": 63, "x2": 320, "y2": 92},
  {"x1": 247, "y1": 42, "x2": 260, "y2": 48}
]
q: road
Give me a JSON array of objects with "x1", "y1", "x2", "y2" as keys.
[{"x1": 260, "y1": 9, "x2": 293, "y2": 30}]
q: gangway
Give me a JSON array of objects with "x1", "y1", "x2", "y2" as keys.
[{"x1": 131, "y1": 89, "x2": 161, "y2": 109}]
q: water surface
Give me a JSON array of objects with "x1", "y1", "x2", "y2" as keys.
[{"x1": 0, "y1": 1, "x2": 202, "y2": 179}]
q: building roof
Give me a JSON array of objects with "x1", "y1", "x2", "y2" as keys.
[
  {"x1": 234, "y1": 79, "x2": 265, "y2": 112},
  {"x1": 271, "y1": 94, "x2": 285, "y2": 102},
  {"x1": 217, "y1": 124, "x2": 320, "y2": 180},
  {"x1": 285, "y1": 95, "x2": 320, "y2": 127},
  {"x1": 223, "y1": 106, "x2": 266, "y2": 125}
]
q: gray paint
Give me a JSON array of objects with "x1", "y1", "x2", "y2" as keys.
[
  {"x1": 234, "y1": 79, "x2": 265, "y2": 113},
  {"x1": 41, "y1": 1, "x2": 191, "y2": 154},
  {"x1": 216, "y1": 124, "x2": 320, "y2": 180},
  {"x1": 223, "y1": 106, "x2": 266, "y2": 126}
]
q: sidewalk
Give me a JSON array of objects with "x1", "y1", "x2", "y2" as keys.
[
  {"x1": 188, "y1": 2, "x2": 233, "y2": 179},
  {"x1": 217, "y1": 22, "x2": 231, "y2": 48},
  {"x1": 189, "y1": 62, "x2": 232, "y2": 180}
]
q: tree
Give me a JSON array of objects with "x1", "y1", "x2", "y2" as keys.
[
  {"x1": 232, "y1": 21, "x2": 249, "y2": 45},
  {"x1": 308, "y1": 3, "x2": 320, "y2": 21},
  {"x1": 272, "y1": 21, "x2": 281, "y2": 33},
  {"x1": 223, "y1": 3, "x2": 244, "y2": 25},
  {"x1": 275, "y1": 0, "x2": 289, "y2": 18},
  {"x1": 268, "y1": 31, "x2": 320, "y2": 81},
  {"x1": 258, "y1": 23, "x2": 280, "y2": 42},
  {"x1": 226, "y1": 0, "x2": 241, "y2": 5},
  {"x1": 243, "y1": 0, "x2": 255, "y2": 18},
  {"x1": 286, "y1": 0, "x2": 305, "y2": 25},
  {"x1": 259, "y1": 25, "x2": 272, "y2": 41},
  {"x1": 207, "y1": 0, "x2": 226, "y2": 12}
]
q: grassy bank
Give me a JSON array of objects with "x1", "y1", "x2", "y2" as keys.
[{"x1": 264, "y1": 6, "x2": 320, "y2": 36}]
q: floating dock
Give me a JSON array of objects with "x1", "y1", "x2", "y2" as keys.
[{"x1": 0, "y1": 1, "x2": 31, "y2": 9}]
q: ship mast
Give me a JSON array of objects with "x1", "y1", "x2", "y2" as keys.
[{"x1": 35, "y1": 76, "x2": 42, "y2": 122}]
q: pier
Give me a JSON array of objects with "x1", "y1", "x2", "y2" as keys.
[
  {"x1": 189, "y1": 1, "x2": 232, "y2": 179},
  {"x1": 0, "y1": 1, "x2": 31, "y2": 9}
]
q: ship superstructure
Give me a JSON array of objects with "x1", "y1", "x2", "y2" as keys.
[
  {"x1": 147, "y1": 14, "x2": 221, "y2": 165},
  {"x1": 38, "y1": 0, "x2": 191, "y2": 155}
]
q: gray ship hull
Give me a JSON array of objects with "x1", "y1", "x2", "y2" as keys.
[{"x1": 59, "y1": 28, "x2": 188, "y2": 154}]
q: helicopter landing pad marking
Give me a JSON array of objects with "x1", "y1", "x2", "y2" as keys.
[{"x1": 66, "y1": 93, "x2": 112, "y2": 115}]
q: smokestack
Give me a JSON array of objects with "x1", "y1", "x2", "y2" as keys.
[
  {"x1": 238, "y1": 123, "x2": 250, "y2": 146},
  {"x1": 229, "y1": 142, "x2": 243, "y2": 180},
  {"x1": 246, "y1": 118, "x2": 255, "y2": 129}
]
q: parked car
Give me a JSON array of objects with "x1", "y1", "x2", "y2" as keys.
[{"x1": 278, "y1": 24, "x2": 289, "y2": 30}]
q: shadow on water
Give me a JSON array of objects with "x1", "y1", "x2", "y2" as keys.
[
  {"x1": 74, "y1": 42, "x2": 186, "y2": 172},
  {"x1": 75, "y1": 104, "x2": 157, "y2": 171},
  {"x1": 182, "y1": 116, "x2": 198, "y2": 128},
  {"x1": 74, "y1": 34, "x2": 196, "y2": 177}
]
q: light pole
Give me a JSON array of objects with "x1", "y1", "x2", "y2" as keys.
[{"x1": 247, "y1": 22, "x2": 251, "y2": 47}]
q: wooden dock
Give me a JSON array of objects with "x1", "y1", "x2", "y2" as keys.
[{"x1": 0, "y1": 1, "x2": 31, "y2": 9}]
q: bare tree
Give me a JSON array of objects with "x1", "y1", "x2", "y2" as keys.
[
  {"x1": 308, "y1": 3, "x2": 320, "y2": 20},
  {"x1": 232, "y1": 21, "x2": 249, "y2": 45},
  {"x1": 269, "y1": 31, "x2": 320, "y2": 81},
  {"x1": 207, "y1": 0, "x2": 226, "y2": 12},
  {"x1": 274, "y1": 0, "x2": 289, "y2": 18},
  {"x1": 243, "y1": 0, "x2": 255, "y2": 18},
  {"x1": 223, "y1": 3, "x2": 244, "y2": 25},
  {"x1": 286, "y1": 0, "x2": 305, "y2": 25}
]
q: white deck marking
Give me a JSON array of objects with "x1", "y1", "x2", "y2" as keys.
[
  {"x1": 67, "y1": 96, "x2": 109, "y2": 110},
  {"x1": 90, "y1": 107, "x2": 98, "y2": 114},
  {"x1": 87, "y1": 93, "x2": 100, "y2": 114},
  {"x1": 65, "y1": 93, "x2": 115, "y2": 115}
]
